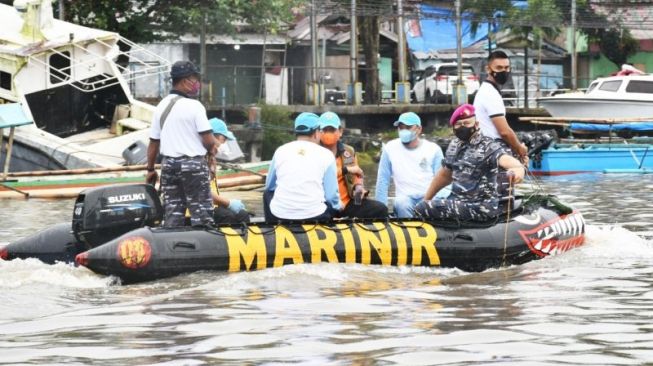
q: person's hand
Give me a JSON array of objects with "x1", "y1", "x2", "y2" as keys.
[
  {"x1": 227, "y1": 199, "x2": 246, "y2": 213},
  {"x1": 346, "y1": 165, "x2": 364, "y2": 177},
  {"x1": 519, "y1": 154, "x2": 530, "y2": 167},
  {"x1": 507, "y1": 167, "x2": 525, "y2": 184},
  {"x1": 353, "y1": 184, "x2": 365, "y2": 205},
  {"x1": 145, "y1": 170, "x2": 158, "y2": 186}
]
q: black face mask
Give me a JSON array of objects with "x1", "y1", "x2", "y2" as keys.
[
  {"x1": 491, "y1": 70, "x2": 510, "y2": 85},
  {"x1": 454, "y1": 126, "x2": 476, "y2": 142}
]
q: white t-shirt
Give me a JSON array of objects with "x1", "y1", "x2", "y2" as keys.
[
  {"x1": 150, "y1": 94, "x2": 212, "y2": 157},
  {"x1": 474, "y1": 81, "x2": 505, "y2": 140},
  {"x1": 382, "y1": 138, "x2": 442, "y2": 199},
  {"x1": 267, "y1": 140, "x2": 340, "y2": 220}
]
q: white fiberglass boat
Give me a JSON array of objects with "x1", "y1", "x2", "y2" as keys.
[{"x1": 537, "y1": 73, "x2": 653, "y2": 119}]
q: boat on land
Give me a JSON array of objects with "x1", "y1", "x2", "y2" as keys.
[
  {"x1": 0, "y1": 0, "x2": 170, "y2": 172},
  {"x1": 536, "y1": 73, "x2": 653, "y2": 119},
  {"x1": 0, "y1": 161, "x2": 269, "y2": 199},
  {"x1": 1, "y1": 183, "x2": 586, "y2": 284},
  {"x1": 520, "y1": 120, "x2": 653, "y2": 175}
]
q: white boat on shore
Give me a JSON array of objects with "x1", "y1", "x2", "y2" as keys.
[
  {"x1": 537, "y1": 73, "x2": 653, "y2": 119},
  {"x1": 0, "y1": 0, "x2": 168, "y2": 172}
]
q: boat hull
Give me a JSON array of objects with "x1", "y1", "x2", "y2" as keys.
[
  {"x1": 74, "y1": 196, "x2": 586, "y2": 284},
  {"x1": 538, "y1": 97, "x2": 653, "y2": 119},
  {"x1": 529, "y1": 144, "x2": 653, "y2": 175}
]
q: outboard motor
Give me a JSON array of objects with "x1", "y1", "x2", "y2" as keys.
[
  {"x1": 72, "y1": 184, "x2": 163, "y2": 248},
  {"x1": 3, "y1": 184, "x2": 163, "y2": 264}
]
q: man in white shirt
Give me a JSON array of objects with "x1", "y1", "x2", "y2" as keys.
[
  {"x1": 375, "y1": 112, "x2": 444, "y2": 218},
  {"x1": 264, "y1": 112, "x2": 342, "y2": 222},
  {"x1": 474, "y1": 50, "x2": 528, "y2": 164},
  {"x1": 146, "y1": 60, "x2": 216, "y2": 228}
]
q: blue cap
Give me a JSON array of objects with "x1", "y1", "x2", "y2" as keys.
[
  {"x1": 318, "y1": 111, "x2": 341, "y2": 129},
  {"x1": 393, "y1": 112, "x2": 421, "y2": 127},
  {"x1": 209, "y1": 118, "x2": 236, "y2": 140},
  {"x1": 294, "y1": 112, "x2": 320, "y2": 132}
]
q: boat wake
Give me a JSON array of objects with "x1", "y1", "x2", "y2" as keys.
[{"x1": 0, "y1": 258, "x2": 113, "y2": 289}]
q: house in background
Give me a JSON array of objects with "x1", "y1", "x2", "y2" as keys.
[
  {"x1": 406, "y1": 4, "x2": 566, "y2": 106},
  {"x1": 574, "y1": 2, "x2": 653, "y2": 87}
]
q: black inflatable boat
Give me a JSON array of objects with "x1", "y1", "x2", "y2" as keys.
[{"x1": 1, "y1": 184, "x2": 586, "y2": 284}]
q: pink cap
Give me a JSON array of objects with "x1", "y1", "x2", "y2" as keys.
[{"x1": 449, "y1": 104, "x2": 475, "y2": 126}]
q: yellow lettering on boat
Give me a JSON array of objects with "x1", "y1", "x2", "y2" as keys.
[
  {"x1": 274, "y1": 226, "x2": 304, "y2": 267},
  {"x1": 336, "y1": 223, "x2": 356, "y2": 263},
  {"x1": 305, "y1": 225, "x2": 338, "y2": 263},
  {"x1": 408, "y1": 224, "x2": 440, "y2": 265},
  {"x1": 389, "y1": 222, "x2": 408, "y2": 266},
  {"x1": 223, "y1": 226, "x2": 266, "y2": 272},
  {"x1": 356, "y1": 222, "x2": 392, "y2": 265}
]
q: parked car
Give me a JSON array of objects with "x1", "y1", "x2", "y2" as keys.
[{"x1": 411, "y1": 63, "x2": 480, "y2": 103}]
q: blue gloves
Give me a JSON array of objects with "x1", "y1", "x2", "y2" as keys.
[{"x1": 227, "y1": 199, "x2": 246, "y2": 213}]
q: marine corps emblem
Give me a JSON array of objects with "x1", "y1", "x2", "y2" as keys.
[{"x1": 117, "y1": 236, "x2": 152, "y2": 269}]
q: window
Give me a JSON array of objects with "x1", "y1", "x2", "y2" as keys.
[
  {"x1": 598, "y1": 80, "x2": 621, "y2": 92},
  {"x1": 586, "y1": 82, "x2": 598, "y2": 93},
  {"x1": 625, "y1": 80, "x2": 653, "y2": 94},
  {"x1": 49, "y1": 51, "x2": 71, "y2": 84},
  {"x1": 0, "y1": 70, "x2": 10, "y2": 91}
]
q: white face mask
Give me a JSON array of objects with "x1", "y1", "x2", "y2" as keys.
[{"x1": 217, "y1": 143, "x2": 231, "y2": 157}]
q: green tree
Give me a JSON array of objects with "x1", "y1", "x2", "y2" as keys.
[{"x1": 57, "y1": 0, "x2": 303, "y2": 43}]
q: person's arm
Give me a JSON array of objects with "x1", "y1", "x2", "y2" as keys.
[
  {"x1": 424, "y1": 166, "x2": 453, "y2": 201},
  {"x1": 264, "y1": 156, "x2": 277, "y2": 191},
  {"x1": 145, "y1": 139, "x2": 160, "y2": 186},
  {"x1": 490, "y1": 115, "x2": 528, "y2": 159},
  {"x1": 323, "y1": 161, "x2": 343, "y2": 210},
  {"x1": 212, "y1": 191, "x2": 230, "y2": 207},
  {"x1": 349, "y1": 154, "x2": 364, "y2": 186},
  {"x1": 431, "y1": 145, "x2": 444, "y2": 175},
  {"x1": 374, "y1": 148, "x2": 392, "y2": 205},
  {"x1": 498, "y1": 154, "x2": 525, "y2": 184}
]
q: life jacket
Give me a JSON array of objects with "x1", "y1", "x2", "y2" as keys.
[{"x1": 337, "y1": 142, "x2": 365, "y2": 199}]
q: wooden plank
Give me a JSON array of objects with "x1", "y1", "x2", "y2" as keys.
[{"x1": 519, "y1": 116, "x2": 653, "y2": 124}]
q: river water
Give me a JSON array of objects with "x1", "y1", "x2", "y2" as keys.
[{"x1": 1, "y1": 173, "x2": 652, "y2": 365}]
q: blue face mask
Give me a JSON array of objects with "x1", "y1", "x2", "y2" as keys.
[{"x1": 399, "y1": 129, "x2": 417, "y2": 144}]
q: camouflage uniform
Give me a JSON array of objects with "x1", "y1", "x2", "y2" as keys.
[
  {"x1": 414, "y1": 133, "x2": 505, "y2": 221},
  {"x1": 160, "y1": 156, "x2": 214, "y2": 228}
]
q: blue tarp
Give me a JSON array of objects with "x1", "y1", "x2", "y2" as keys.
[
  {"x1": 406, "y1": 2, "x2": 528, "y2": 54},
  {"x1": 570, "y1": 123, "x2": 653, "y2": 132},
  {"x1": 0, "y1": 103, "x2": 33, "y2": 129},
  {"x1": 406, "y1": 6, "x2": 485, "y2": 53}
]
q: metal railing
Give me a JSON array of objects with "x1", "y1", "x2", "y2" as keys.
[{"x1": 129, "y1": 64, "x2": 590, "y2": 108}]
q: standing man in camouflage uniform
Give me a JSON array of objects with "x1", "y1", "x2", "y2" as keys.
[
  {"x1": 414, "y1": 104, "x2": 525, "y2": 221},
  {"x1": 146, "y1": 60, "x2": 216, "y2": 228}
]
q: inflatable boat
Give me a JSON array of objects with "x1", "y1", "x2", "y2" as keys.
[{"x1": 1, "y1": 184, "x2": 586, "y2": 284}]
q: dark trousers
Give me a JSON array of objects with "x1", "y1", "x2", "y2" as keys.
[
  {"x1": 214, "y1": 206, "x2": 250, "y2": 224},
  {"x1": 160, "y1": 156, "x2": 214, "y2": 228},
  {"x1": 340, "y1": 199, "x2": 388, "y2": 219},
  {"x1": 263, "y1": 190, "x2": 335, "y2": 223},
  {"x1": 414, "y1": 198, "x2": 499, "y2": 221}
]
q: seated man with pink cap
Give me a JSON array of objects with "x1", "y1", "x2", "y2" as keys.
[{"x1": 414, "y1": 104, "x2": 525, "y2": 221}]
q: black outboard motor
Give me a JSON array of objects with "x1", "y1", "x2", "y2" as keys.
[
  {"x1": 73, "y1": 184, "x2": 163, "y2": 248},
  {"x1": 1, "y1": 184, "x2": 163, "y2": 264}
]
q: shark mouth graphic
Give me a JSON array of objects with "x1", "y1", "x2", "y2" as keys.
[{"x1": 518, "y1": 211, "x2": 586, "y2": 257}]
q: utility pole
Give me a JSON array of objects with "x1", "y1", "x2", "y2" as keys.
[
  {"x1": 395, "y1": 0, "x2": 410, "y2": 103},
  {"x1": 454, "y1": 0, "x2": 466, "y2": 105},
  {"x1": 199, "y1": 12, "x2": 208, "y2": 105},
  {"x1": 396, "y1": 0, "x2": 406, "y2": 83},
  {"x1": 350, "y1": 0, "x2": 357, "y2": 85},
  {"x1": 571, "y1": 0, "x2": 577, "y2": 90},
  {"x1": 310, "y1": 0, "x2": 320, "y2": 104}
]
